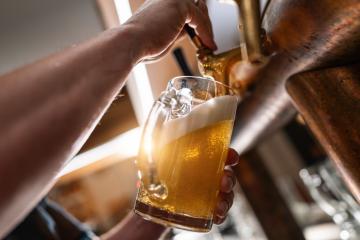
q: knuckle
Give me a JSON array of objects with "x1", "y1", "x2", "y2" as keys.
[{"x1": 225, "y1": 169, "x2": 234, "y2": 176}]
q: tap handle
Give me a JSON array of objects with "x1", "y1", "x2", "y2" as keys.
[
  {"x1": 184, "y1": 24, "x2": 196, "y2": 38},
  {"x1": 184, "y1": 24, "x2": 209, "y2": 50}
]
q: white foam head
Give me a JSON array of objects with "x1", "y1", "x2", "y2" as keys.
[{"x1": 159, "y1": 95, "x2": 238, "y2": 146}]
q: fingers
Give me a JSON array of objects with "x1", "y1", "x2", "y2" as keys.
[
  {"x1": 213, "y1": 148, "x2": 239, "y2": 225},
  {"x1": 196, "y1": 0, "x2": 212, "y2": 35},
  {"x1": 214, "y1": 191, "x2": 234, "y2": 224},
  {"x1": 220, "y1": 169, "x2": 236, "y2": 193},
  {"x1": 213, "y1": 215, "x2": 226, "y2": 225},
  {"x1": 186, "y1": 0, "x2": 217, "y2": 50},
  {"x1": 226, "y1": 148, "x2": 240, "y2": 166}
]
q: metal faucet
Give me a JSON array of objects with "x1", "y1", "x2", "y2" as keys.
[{"x1": 186, "y1": 0, "x2": 266, "y2": 95}]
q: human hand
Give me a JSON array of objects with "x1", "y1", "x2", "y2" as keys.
[
  {"x1": 124, "y1": 0, "x2": 217, "y2": 61},
  {"x1": 213, "y1": 148, "x2": 239, "y2": 224}
]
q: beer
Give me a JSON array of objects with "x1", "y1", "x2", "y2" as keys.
[{"x1": 135, "y1": 94, "x2": 237, "y2": 232}]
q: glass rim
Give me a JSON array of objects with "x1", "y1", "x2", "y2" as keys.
[{"x1": 169, "y1": 75, "x2": 236, "y2": 93}]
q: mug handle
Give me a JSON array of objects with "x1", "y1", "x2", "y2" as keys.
[
  {"x1": 136, "y1": 87, "x2": 192, "y2": 200},
  {"x1": 137, "y1": 97, "x2": 169, "y2": 200}
]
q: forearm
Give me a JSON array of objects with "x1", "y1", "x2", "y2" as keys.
[
  {"x1": 0, "y1": 0, "x2": 217, "y2": 236},
  {"x1": 101, "y1": 212, "x2": 167, "y2": 240},
  {"x1": 0, "y1": 25, "x2": 142, "y2": 237}
]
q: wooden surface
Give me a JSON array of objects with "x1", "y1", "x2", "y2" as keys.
[
  {"x1": 231, "y1": 0, "x2": 360, "y2": 154},
  {"x1": 80, "y1": 91, "x2": 138, "y2": 152},
  {"x1": 234, "y1": 149, "x2": 305, "y2": 240},
  {"x1": 287, "y1": 63, "x2": 360, "y2": 201}
]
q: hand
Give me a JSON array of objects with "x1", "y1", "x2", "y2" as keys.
[
  {"x1": 213, "y1": 148, "x2": 239, "y2": 224},
  {"x1": 124, "y1": 0, "x2": 217, "y2": 61}
]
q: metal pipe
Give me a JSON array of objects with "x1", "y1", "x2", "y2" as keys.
[
  {"x1": 231, "y1": 0, "x2": 360, "y2": 154},
  {"x1": 235, "y1": 0, "x2": 263, "y2": 63}
]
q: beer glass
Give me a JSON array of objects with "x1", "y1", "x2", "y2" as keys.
[{"x1": 134, "y1": 76, "x2": 238, "y2": 232}]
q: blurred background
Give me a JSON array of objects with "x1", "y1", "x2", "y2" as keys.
[{"x1": 1, "y1": 0, "x2": 359, "y2": 239}]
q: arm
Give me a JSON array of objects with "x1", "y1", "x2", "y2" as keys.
[{"x1": 0, "y1": 0, "x2": 216, "y2": 237}]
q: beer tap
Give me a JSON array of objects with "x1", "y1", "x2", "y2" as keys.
[
  {"x1": 185, "y1": 24, "x2": 242, "y2": 94},
  {"x1": 184, "y1": 0, "x2": 268, "y2": 96}
]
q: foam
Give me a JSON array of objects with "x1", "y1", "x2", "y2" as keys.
[{"x1": 159, "y1": 95, "x2": 238, "y2": 146}]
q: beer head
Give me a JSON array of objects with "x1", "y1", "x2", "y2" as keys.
[{"x1": 160, "y1": 95, "x2": 238, "y2": 147}]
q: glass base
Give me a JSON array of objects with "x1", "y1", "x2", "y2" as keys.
[{"x1": 134, "y1": 200, "x2": 212, "y2": 232}]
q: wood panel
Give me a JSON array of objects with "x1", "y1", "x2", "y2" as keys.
[{"x1": 287, "y1": 63, "x2": 360, "y2": 201}]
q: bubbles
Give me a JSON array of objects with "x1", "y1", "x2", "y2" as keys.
[{"x1": 160, "y1": 95, "x2": 238, "y2": 147}]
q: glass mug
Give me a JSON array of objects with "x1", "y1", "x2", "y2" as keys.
[{"x1": 133, "y1": 76, "x2": 238, "y2": 232}]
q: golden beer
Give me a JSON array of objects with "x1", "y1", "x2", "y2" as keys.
[{"x1": 134, "y1": 77, "x2": 238, "y2": 232}]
